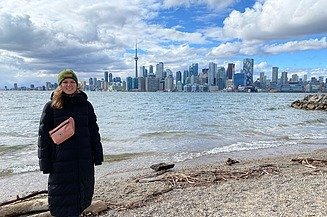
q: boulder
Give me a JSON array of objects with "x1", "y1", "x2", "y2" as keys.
[{"x1": 291, "y1": 94, "x2": 327, "y2": 111}]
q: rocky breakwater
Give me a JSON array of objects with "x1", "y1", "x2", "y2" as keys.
[{"x1": 291, "y1": 94, "x2": 327, "y2": 110}]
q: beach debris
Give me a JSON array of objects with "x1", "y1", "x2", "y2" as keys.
[
  {"x1": 291, "y1": 158, "x2": 327, "y2": 168},
  {"x1": 138, "y1": 164, "x2": 279, "y2": 187},
  {"x1": 0, "y1": 190, "x2": 108, "y2": 217},
  {"x1": 226, "y1": 158, "x2": 240, "y2": 166},
  {"x1": 0, "y1": 198, "x2": 48, "y2": 216},
  {"x1": 150, "y1": 162, "x2": 175, "y2": 172},
  {"x1": 291, "y1": 158, "x2": 327, "y2": 176},
  {"x1": 0, "y1": 190, "x2": 48, "y2": 207},
  {"x1": 82, "y1": 200, "x2": 108, "y2": 216}
]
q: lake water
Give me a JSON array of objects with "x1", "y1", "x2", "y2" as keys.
[{"x1": 0, "y1": 91, "x2": 326, "y2": 201}]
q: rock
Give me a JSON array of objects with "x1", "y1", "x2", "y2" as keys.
[
  {"x1": 83, "y1": 200, "x2": 108, "y2": 215},
  {"x1": 226, "y1": 158, "x2": 240, "y2": 166},
  {"x1": 150, "y1": 163, "x2": 175, "y2": 172},
  {"x1": 291, "y1": 94, "x2": 327, "y2": 111}
]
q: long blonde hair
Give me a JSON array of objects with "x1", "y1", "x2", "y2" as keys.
[{"x1": 51, "y1": 84, "x2": 82, "y2": 109}]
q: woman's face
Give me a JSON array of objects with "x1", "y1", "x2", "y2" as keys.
[{"x1": 61, "y1": 78, "x2": 77, "y2": 95}]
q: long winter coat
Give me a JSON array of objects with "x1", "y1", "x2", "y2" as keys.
[{"x1": 38, "y1": 91, "x2": 103, "y2": 217}]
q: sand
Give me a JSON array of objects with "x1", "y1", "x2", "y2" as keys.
[{"x1": 92, "y1": 148, "x2": 327, "y2": 217}]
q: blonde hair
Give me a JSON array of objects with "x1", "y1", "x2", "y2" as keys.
[{"x1": 51, "y1": 84, "x2": 82, "y2": 109}]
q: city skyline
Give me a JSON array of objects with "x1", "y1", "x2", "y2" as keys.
[
  {"x1": 5, "y1": 58, "x2": 325, "y2": 93},
  {"x1": 0, "y1": 0, "x2": 326, "y2": 87}
]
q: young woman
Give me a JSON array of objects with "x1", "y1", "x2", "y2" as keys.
[{"x1": 38, "y1": 69, "x2": 103, "y2": 216}]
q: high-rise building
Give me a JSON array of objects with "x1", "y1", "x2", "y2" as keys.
[
  {"x1": 126, "y1": 77, "x2": 133, "y2": 91},
  {"x1": 208, "y1": 62, "x2": 217, "y2": 86},
  {"x1": 109, "y1": 73, "x2": 113, "y2": 84},
  {"x1": 104, "y1": 71, "x2": 109, "y2": 82},
  {"x1": 243, "y1": 58, "x2": 254, "y2": 86},
  {"x1": 146, "y1": 74, "x2": 159, "y2": 92},
  {"x1": 149, "y1": 65, "x2": 153, "y2": 74},
  {"x1": 189, "y1": 63, "x2": 199, "y2": 76},
  {"x1": 226, "y1": 63, "x2": 235, "y2": 80},
  {"x1": 281, "y1": 71, "x2": 288, "y2": 84},
  {"x1": 272, "y1": 67, "x2": 278, "y2": 83},
  {"x1": 176, "y1": 71, "x2": 182, "y2": 84},
  {"x1": 156, "y1": 62, "x2": 164, "y2": 80},
  {"x1": 217, "y1": 66, "x2": 226, "y2": 90}
]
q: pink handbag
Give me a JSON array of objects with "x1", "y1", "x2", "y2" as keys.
[{"x1": 49, "y1": 117, "x2": 75, "y2": 145}]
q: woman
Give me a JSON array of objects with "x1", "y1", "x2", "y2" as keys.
[{"x1": 38, "y1": 69, "x2": 103, "y2": 217}]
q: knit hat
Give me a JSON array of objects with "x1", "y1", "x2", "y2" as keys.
[{"x1": 58, "y1": 69, "x2": 78, "y2": 85}]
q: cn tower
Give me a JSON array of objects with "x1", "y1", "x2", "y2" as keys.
[{"x1": 134, "y1": 42, "x2": 138, "y2": 78}]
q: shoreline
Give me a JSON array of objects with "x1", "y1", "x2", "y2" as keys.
[
  {"x1": 93, "y1": 147, "x2": 327, "y2": 216},
  {"x1": 0, "y1": 146, "x2": 326, "y2": 216}
]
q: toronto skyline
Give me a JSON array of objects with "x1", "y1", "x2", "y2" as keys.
[{"x1": 0, "y1": 0, "x2": 326, "y2": 87}]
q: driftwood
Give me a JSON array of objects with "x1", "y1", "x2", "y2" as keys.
[
  {"x1": 0, "y1": 198, "x2": 48, "y2": 216},
  {"x1": 108, "y1": 164, "x2": 279, "y2": 213},
  {"x1": 0, "y1": 190, "x2": 107, "y2": 217},
  {"x1": 0, "y1": 190, "x2": 48, "y2": 207},
  {"x1": 150, "y1": 163, "x2": 175, "y2": 172},
  {"x1": 291, "y1": 158, "x2": 327, "y2": 168},
  {"x1": 137, "y1": 164, "x2": 279, "y2": 187}
]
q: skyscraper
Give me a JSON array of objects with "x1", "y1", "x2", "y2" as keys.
[
  {"x1": 243, "y1": 58, "x2": 254, "y2": 86},
  {"x1": 104, "y1": 71, "x2": 108, "y2": 82},
  {"x1": 208, "y1": 62, "x2": 217, "y2": 86},
  {"x1": 272, "y1": 67, "x2": 278, "y2": 84},
  {"x1": 226, "y1": 63, "x2": 235, "y2": 80},
  {"x1": 156, "y1": 62, "x2": 164, "y2": 80}
]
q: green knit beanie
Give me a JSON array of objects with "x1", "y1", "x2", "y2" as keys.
[{"x1": 58, "y1": 69, "x2": 78, "y2": 85}]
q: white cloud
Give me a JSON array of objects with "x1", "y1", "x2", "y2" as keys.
[
  {"x1": 263, "y1": 37, "x2": 327, "y2": 54},
  {"x1": 222, "y1": 0, "x2": 327, "y2": 40},
  {"x1": 162, "y1": 0, "x2": 236, "y2": 9}
]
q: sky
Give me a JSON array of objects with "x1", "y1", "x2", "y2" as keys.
[{"x1": 0, "y1": 0, "x2": 326, "y2": 88}]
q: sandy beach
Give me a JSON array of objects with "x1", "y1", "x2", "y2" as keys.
[
  {"x1": 92, "y1": 148, "x2": 327, "y2": 217},
  {"x1": 1, "y1": 148, "x2": 326, "y2": 216}
]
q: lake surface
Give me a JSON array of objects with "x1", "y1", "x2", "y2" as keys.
[{"x1": 0, "y1": 91, "x2": 326, "y2": 177}]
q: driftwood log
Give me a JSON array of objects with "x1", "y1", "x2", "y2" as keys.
[{"x1": 0, "y1": 190, "x2": 107, "y2": 217}]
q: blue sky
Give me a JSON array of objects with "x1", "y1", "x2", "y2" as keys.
[{"x1": 0, "y1": 0, "x2": 326, "y2": 87}]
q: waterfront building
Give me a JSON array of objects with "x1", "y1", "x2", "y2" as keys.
[
  {"x1": 234, "y1": 73, "x2": 245, "y2": 88},
  {"x1": 132, "y1": 77, "x2": 138, "y2": 90},
  {"x1": 104, "y1": 71, "x2": 108, "y2": 82},
  {"x1": 291, "y1": 74, "x2": 299, "y2": 82},
  {"x1": 149, "y1": 65, "x2": 154, "y2": 74},
  {"x1": 272, "y1": 67, "x2": 278, "y2": 84},
  {"x1": 145, "y1": 75, "x2": 159, "y2": 92},
  {"x1": 226, "y1": 63, "x2": 235, "y2": 80},
  {"x1": 176, "y1": 71, "x2": 182, "y2": 84},
  {"x1": 183, "y1": 70, "x2": 189, "y2": 85},
  {"x1": 156, "y1": 62, "x2": 164, "y2": 80},
  {"x1": 109, "y1": 72, "x2": 113, "y2": 84},
  {"x1": 140, "y1": 66, "x2": 147, "y2": 77},
  {"x1": 126, "y1": 77, "x2": 133, "y2": 91},
  {"x1": 138, "y1": 77, "x2": 146, "y2": 92},
  {"x1": 189, "y1": 63, "x2": 199, "y2": 76},
  {"x1": 208, "y1": 62, "x2": 217, "y2": 86},
  {"x1": 217, "y1": 66, "x2": 226, "y2": 90},
  {"x1": 176, "y1": 81, "x2": 183, "y2": 92},
  {"x1": 281, "y1": 71, "x2": 288, "y2": 84},
  {"x1": 165, "y1": 74, "x2": 174, "y2": 91},
  {"x1": 243, "y1": 58, "x2": 254, "y2": 86}
]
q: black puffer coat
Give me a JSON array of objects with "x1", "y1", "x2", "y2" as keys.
[{"x1": 38, "y1": 91, "x2": 103, "y2": 217}]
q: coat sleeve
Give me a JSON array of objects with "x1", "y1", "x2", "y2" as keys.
[
  {"x1": 88, "y1": 102, "x2": 104, "y2": 166},
  {"x1": 38, "y1": 101, "x2": 54, "y2": 174}
]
